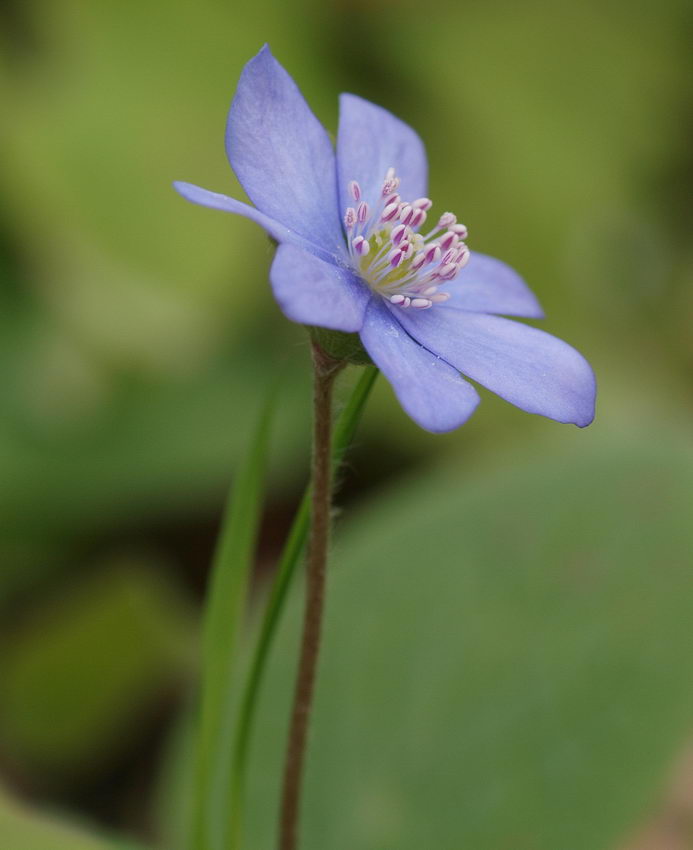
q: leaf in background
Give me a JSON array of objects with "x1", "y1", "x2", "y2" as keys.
[
  {"x1": 191, "y1": 388, "x2": 275, "y2": 850},
  {"x1": 0, "y1": 783, "x2": 147, "y2": 850},
  {"x1": 0, "y1": 560, "x2": 194, "y2": 777},
  {"x1": 241, "y1": 429, "x2": 693, "y2": 850}
]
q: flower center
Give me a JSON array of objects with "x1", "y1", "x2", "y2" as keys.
[{"x1": 343, "y1": 167, "x2": 469, "y2": 310}]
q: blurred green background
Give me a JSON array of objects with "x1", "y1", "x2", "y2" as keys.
[{"x1": 1, "y1": 0, "x2": 692, "y2": 847}]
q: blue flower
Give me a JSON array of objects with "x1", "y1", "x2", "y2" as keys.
[{"x1": 175, "y1": 46, "x2": 595, "y2": 433}]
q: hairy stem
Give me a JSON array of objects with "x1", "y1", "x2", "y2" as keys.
[{"x1": 278, "y1": 343, "x2": 343, "y2": 850}]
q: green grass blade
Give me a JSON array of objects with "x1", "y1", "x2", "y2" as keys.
[
  {"x1": 191, "y1": 389, "x2": 276, "y2": 850},
  {"x1": 227, "y1": 365, "x2": 378, "y2": 849}
]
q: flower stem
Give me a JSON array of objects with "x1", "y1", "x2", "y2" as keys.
[
  {"x1": 227, "y1": 365, "x2": 377, "y2": 850},
  {"x1": 278, "y1": 343, "x2": 343, "y2": 850}
]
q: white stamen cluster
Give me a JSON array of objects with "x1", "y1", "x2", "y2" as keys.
[{"x1": 343, "y1": 167, "x2": 469, "y2": 309}]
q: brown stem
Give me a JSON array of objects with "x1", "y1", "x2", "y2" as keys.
[{"x1": 278, "y1": 343, "x2": 343, "y2": 850}]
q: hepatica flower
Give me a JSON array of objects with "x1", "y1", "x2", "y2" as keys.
[{"x1": 175, "y1": 46, "x2": 595, "y2": 432}]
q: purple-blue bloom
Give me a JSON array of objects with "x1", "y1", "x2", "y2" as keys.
[{"x1": 175, "y1": 46, "x2": 596, "y2": 433}]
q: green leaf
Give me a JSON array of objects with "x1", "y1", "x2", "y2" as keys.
[
  {"x1": 191, "y1": 387, "x2": 276, "y2": 850},
  {"x1": 242, "y1": 429, "x2": 693, "y2": 850},
  {"x1": 0, "y1": 561, "x2": 194, "y2": 775}
]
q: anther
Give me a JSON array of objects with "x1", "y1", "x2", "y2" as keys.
[
  {"x1": 390, "y1": 224, "x2": 407, "y2": 246},
  {"x1": 390, "y1": 294, "x2": 406, "y2": 305},
  {"x1": 352, "y1": 235, "x2": 370, "y2": 256},
  {"x1": 399, "y1": 204, "x2": 414, "y2": 226},
  {"x1": 450, "y1": 223, "x2": 468, "y2": 239},
  {"x1": 439, "y1": 231, "x2": 458, "y2": 252},
  {"x1": 437, "y1": 263, "x2": 458, "y2": 279},
  {"x1": 381, "y1": 201, "x2": 400, "y2": 222},
  {"x1": 411, "y1": 298, "x2": 432, "y2": 309},
  {"x1": 437, "y1": 212, "x2": 457, "y2": 228},
  {"x1": 344, "y1": 207, "x2": 356, "y2": 230},
  {"x1": 412, "y1": 198, "x2": 433, "y2": 210},
  {"x1": 410, "y1": 209, "x2": 427, "y2": 229},
  {"x1": 348, "y1": 181, "x2": 361, "y2": 202},
  {"x1": 424, "y1": 243, "x2": 441, "y2": 264},
  {"x1": 388, "y1": 249, "x2": 404, "y2": 268},
  {"x1": 357, "y1": 202, "x2": 370, "y2": 223}
]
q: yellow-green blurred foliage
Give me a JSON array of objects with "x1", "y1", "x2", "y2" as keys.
[{"x1": 0, "y1": 0, "x2": 691, "y2": 846}]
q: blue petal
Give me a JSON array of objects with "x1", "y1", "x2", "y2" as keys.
[
  {"x1": 173, "y1": 182, "x2": 337, "y2": 265},
  {"x1": 396, "y1": 309, "x2": 596, "y2": 427},
  {"x1": 337, "y1": 94, "x2": 428, "y2": 214},
  {"x1": 359, "y1": 300, "x2": 480, "y2": 433},
  {"x1": 270, "y1": 245, "x2": 371, "y2": 332},
  {"x1": 444, "y1": 252, "x2": 544, "y2": 319},
  {"x1": 225, "y1": 46, "x2": 344, "y2": 255}
]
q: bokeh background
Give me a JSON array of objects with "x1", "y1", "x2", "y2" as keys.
[{"x1": 1, "y1": 0, "x2": 692, "y2": 848}]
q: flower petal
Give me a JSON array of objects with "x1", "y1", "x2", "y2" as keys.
[
  {"x1": 173, "y1": 182, "x2": 337, "y2": 265},
  {"x1": 225, "y1": 46, "x2": 344, "y2": 255},
  {"x1": 359, "y1": 300, "x2": 480, "y2": 432},
  {"x1": 395, "y1": 309, "x2": 596, "y2": 427},
  {"x1": 337, "y1": 94, "x2": 428, "y2": 213},
  {"x1": 444, "y1": 252, "x2": 544, "y2": 319},
  {"x1": 270, "y1": 244, "x2": 371, "y2": 332}
]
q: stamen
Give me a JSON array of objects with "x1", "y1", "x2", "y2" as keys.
[
  {"x1": 399, "y1": 204, "x2": 414, "y2": 226},
  {"x1": 424, "y1": 243, "x2": 441, "y2": 264},
  {"x1": 438, "y1": 212, "x2": 457, "y2": 228},
  {"x1": 390, "y1": 224, "x2": 407, "y2": 246},
  {"x1": 410, "y1": 208, "x2": 427, "y2": 229},
  {"x1": 388, "y1": 249, "x2": 403, "y2": 268},
  {"x1": 439, "y1": 231, "x2": 458, "y2": 252},
  {"x1": 352, "y1": 235, "x2": 370, "y2": 256},
  {"x1": 343, "y1": 167, "x2": 469, "y2": 311},
  {"x1": 381, "y1": 201, "x2": 400, "y2": 222}
]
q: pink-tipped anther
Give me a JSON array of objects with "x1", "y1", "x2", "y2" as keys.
[
  {"x1": 390, "y1": 223, "x2": 407, "y2": 246},
  {"x1": 388, "y1": 249, "x2": 404, "y2": 268},
  {"x1": 352, "y1": 235, "x2": 370, "y2": 256},
  {"x1": 424, "y1": 243, "x2": 442, "y2": 264},
  {"x1": 357, "y1": 202, "x2": 370, "y2": 223},
  {"x1": 349, "y1": 180, "x2": 361, "y2": 201},
  {"x1": 437, "y1": 212, "x2": 457, "y2": 229},
  {"x1": 381, "y1": 201, "x2": 400, "y2": 222},
  {"x1": 439, "y1": 231, "x2": 458, "y2": 252},
  {"x1": 399, "y1": 204, "x2": 414, "y2": 226},
  {"x1": 410, "y1": 209, "x2": 427, "y2": 229},
  {"x1": 344, "y1": 207, "x2": 356, "y2": 231}
]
